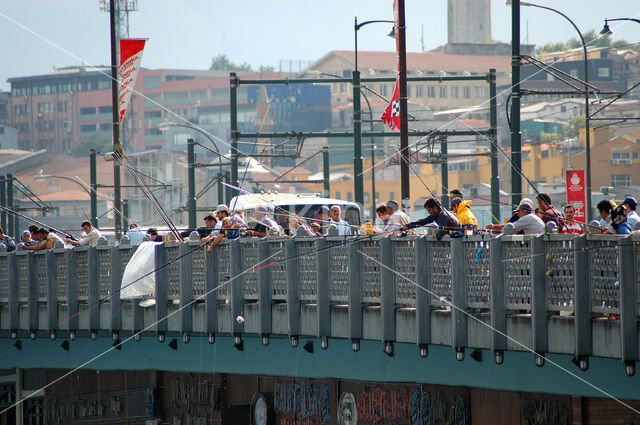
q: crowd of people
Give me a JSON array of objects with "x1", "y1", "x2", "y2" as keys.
[{"x1": 1, "y1": 192, "x2": 639, "y2": 253}]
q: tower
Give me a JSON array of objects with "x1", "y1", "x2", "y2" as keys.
[{"x1": 447, "y1": 0, "x2": 491, "y2": 44}]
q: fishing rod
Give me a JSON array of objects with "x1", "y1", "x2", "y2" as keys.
[{"x1": 0, "y1": 204, "x2": 77, "y2": 240}]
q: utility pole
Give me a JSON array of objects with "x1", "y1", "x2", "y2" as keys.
[
  {"x1": 397, "y1": 0, "x2": 410, "y2": 208},
  {"x1": 229, "y1": 72, "x2": 239, "y2": 196},
  {"x1": 489, "y1": 69, "x2": 501, "y2": 224},
  {"x1": 109, "y1": 0, "x2": 123, "y2": 240},
  {"x1": 510, "y1": 0, "x2": 523, "y2": 207},
  {"x1": 187, "y1": 138, "x2": 197, "y2": 230},
  {"x1": 323, "y1": 146, "x2": 330, "y2": 197},
  {"x1": 6, "y1": 174, "x2": 13, "y2": 237},
  {"x1": 90, "y1": 149, "x2": 98, "y2": 228},
  {"x1": 0, "y1": 176, "x2": 6, "y2": 232}
]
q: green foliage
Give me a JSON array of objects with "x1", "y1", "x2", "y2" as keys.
[
  {"x1": 536, "y1": 29, "x2": 639, "y2": 55},
  {"x1": 564, "y1": 115, "x2": 585, "y2": 138},
  {"x1": 71, "y1": 132, "x2": 112, "y2": 158},
  {"x1": 539, "y1": 131, "x2": 557, "y2": 144},
  {"x1": 258, "y1": 65, "x2": 276, "y2": 73},
  {"x1": 209, "y1": 54, "x2": 253, "y2": 72}
]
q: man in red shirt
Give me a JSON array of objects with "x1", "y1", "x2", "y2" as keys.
[{"x1": 560, "y1": 204, "x2": 583, "y2": 234}]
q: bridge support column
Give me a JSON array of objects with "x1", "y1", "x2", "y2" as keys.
[
  {"x1": 315, "y1": 238, "x2": 330, "y2": 349},
  {"x1": 619, "y1": 235, "x2": 638, "y2": 376},
  {"x1": 531, "y1": 235, "x2": 547, "y2": 366},
  {"x1": 110, "y1": 245, "x2": 123, "y2": 340},
  {"x1": 285, "y1": 239, "x2": 300, "y2": 347},
  {"x1": 415, "y1": 236, "x2": 431, "y2": 357},
  {"x1": 88, "y1": 247, "x2": 100, "y2": 339},
  {"x1": 66, "y1": 249, "x2": 79, "y2": 340},
  {"x1": 205, "y1": 247, "x2": 219, "y2": 344},
  {"x1": 348, "y1": 239, "x2": 363, "y2": 351},
  {"x1": 154, "y1": 244, "x2": 168, "y2": 342},
  {"x1": 574, "y1": 235, "x2": 591, "y2": 371},
  {"x1": 8, "y1": 252, "x2": 18, "y2": 338},
  {"x1": 179, "y1": 243, "x2": 194, "y2": 343},
  {"x1": 380, "y1": 237, "x2": 396, "y2": 356},
  {"x1": 46, "y1": 250, "x2": 59, "y2": 340},
  {"x1": 490, "y1": 236, "x2": 506, "y2": 364},
  {"x1": 257, "y1": 241, "x2": 272, "y2": 345},
  {"x1": 230, "y1": 240, "x2": 244, "y2": 346},
  {"x1": 24, "y1": 252, "x2": 37, "y2": 339},
  {"x1": 451, "y1": 237, "x2": 467, "y2": 361}
]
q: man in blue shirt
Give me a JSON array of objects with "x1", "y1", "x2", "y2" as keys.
[{"x1": 325, "y1": 205, "x2": 351, "y2": 236}]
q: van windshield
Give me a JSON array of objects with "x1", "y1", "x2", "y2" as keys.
[{"x1": 272, "y1": 203, "x2": 361, "y2": 229}]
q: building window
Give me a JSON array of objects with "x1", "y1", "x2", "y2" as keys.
[
  {"x1": 439, "y1": 86, "x2": 447, "y2": 98},
  {"x1": 80, "y1": 107, "x2": 96, "y2": 115},
  {"x1": 99, "y1": 122, "x2": 111, "y2": 131},
  {"x1": 98, "y1": 105, "x2": 112, "y2": 114},
  {"x1": 364, "y1": 192, "x2": 370, "y2": 203},
  {"x1": 389, "y1": 192, "x2": 395, "y2": 202},
  {"x1": 335, "y1": 191, "x2": 341, "y2": 199},
  {"x1": 463, "y1": 87, "x2": 471, "y2": 99},
  {"x1": 427, "y1": 86, "x2": 435, "y2": 98},
  {"x1": 80, "y1": 124, "x2": 96, "y2": 132},
  {"x1": 597, "y1": 67, "x2": 610, "y2": 78},
  {"x1": 381, "y1": 85, "x2": 388, "y2": 97},
  {"x1": 347, "y1": 192, "x2": 352, "y2": 201},
  {"x1": 144, "y1": 75, "x2": 161, "y2": 89},
  {"x1": 451, "y1": 86, "x2": 459, "y2": 98},
  {"x1": 416, "y1": 85, "x2": 424, "y2": 97},
  {"x1": 407, "y1": 85, "x2": 412, "y2": 98},
  {"x1": 633, "y1": 152, "x2": 639, "y2": 160},
  {"x1": 611, "y1": 174, "x2": 631, "y2": 187},
  {"x1": 612, "y1": 151, "x2": 630, "y2": 160}
]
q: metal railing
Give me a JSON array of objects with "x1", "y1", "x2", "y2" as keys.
[{"x1": 0, "y1": 233, "x2": 637, "y2": 368}]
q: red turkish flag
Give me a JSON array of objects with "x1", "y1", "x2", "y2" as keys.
[{"x1": 381, "y1": 77, "x2": 401, "y2": 132}]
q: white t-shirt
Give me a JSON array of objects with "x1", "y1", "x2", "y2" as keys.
[
  {"x1": 513, "y1": 213, "x2": 544, "y2": 234},
  {"x1": 77, "y1": 227, "x2": 102, "y2": 247}
]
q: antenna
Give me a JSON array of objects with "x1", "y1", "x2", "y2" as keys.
[
  {"x1": 421, "y1": 24, "x2": 425, "y2": 52},
  {"x1": 98, "y1": 0, "x2": 138, "y2": 39}
]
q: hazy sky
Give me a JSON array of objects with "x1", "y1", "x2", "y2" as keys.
[{"x1": 1, "y1": 1, "x2": 639, "y2": 91}]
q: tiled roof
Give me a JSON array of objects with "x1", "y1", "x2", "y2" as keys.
[{"x1": 329, "y1": 50, "x2": 510, "y2": 72}]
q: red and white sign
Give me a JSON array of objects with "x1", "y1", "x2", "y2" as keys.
[
  {"x1": 566, "y1": 169, "x2": 586, "y2": 224},
  {"x1": 118, "y1": 39, "x2": 146, "y2": 124},
  {"x1": 381, "y1": 78, "x2": 401, "y2": 132}
]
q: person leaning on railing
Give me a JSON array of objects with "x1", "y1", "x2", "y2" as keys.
[
  {"x1": 0, "y1": 226, "x2": 16, "y2": 252},
  {"x1": 403, "y1": 197, "x2": 461, "y2": 240},
  {"x1": 487, "y1": 198, "x2": 544, "y2": 235}
]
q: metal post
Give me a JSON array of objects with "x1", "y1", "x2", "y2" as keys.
[
  {"x1": 6, "y1": 174, "x2": 13, "y2": 237},
  {"x1": 224, "y1": 171, "x2": 231, "y2": 204},
  {"x1": 323, "y1": 147, "x2": 330, "y2": 197},
  {"x1": 0, "y1": 175, "x2": 6, "y2": 232},
  {"x1": 89, "y1": 148, "x2": 99, "y2": 228},
  {"x1": 122, "y1": 199, "x2": 129, "y2": 231},
  {"x1": 440, "y1": 137, "x2": 449, "y2": 208},
  {"x1": 218, "y1": 174, "x2": 224, "y2": 205},
  {"x1": 398, "y1": 0, "x2": 410, "y2": 206},
  {"x1": 110, "y1": 0, "x2": 123, "y2": 240},
  {"x1": 352, "y1": 69, "x2": 364, "y2": 207},
  {"x1": 371, "y1": 144, "x2": 377, "y2": 219},
  {"x1": 229, "y1": 72, "x2": 239, "y2": 191},
  {"x1": 510, "y1": 0, "x2": 522, "y2": 207},
  {"x1": 187, "y1": 138, "x2": 196, "y2": 230},
  {"x1": 489, "y1": 69, "x2": 500, "y2": 223}
]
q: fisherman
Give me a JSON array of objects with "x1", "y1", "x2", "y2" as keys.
[
  {"x1": 66, "y1": 220, "x2": 102, "y2": 247},
  {"x1": 0, "y1": 226, "x2": 16, "y2": 252},
  {"x1": 403, "y1": 197, "x2": 460, "y2": 240}
]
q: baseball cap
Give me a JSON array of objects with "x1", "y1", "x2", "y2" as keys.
[
  {"x1": 622, "y1": 197, "x2": 637, "y2": 209},
  {"x1": 204, "y1": 213, "x2": 216, "y2": 221},
  {"x1": 215, "y1": 204, "x2": 230, "y2": 214},
  {"x1": 386, "y1": 200, "x2": 399, "y2": 211},
  {"x1": 516, "y1": 198, "x2": 534, "y2": 212},
  {"x1": 22, "y1": 230, "x2": 31, "y2": 237}
]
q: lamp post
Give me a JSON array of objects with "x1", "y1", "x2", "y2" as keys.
[
  {"x1": 600, "y1": 18, "x2": 640, "y2": 36},
  {"x1": 354, "y1": 17, "x2": 394, "y2": 210},
  {"x1": 34, "y1": 173, "x2": 93, "y2": 195},
  {"x1": 514, "y1": 1, "x2": 593, "y2": 222}
]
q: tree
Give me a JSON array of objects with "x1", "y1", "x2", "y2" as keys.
[
  {"x1": 71, "y1": 132, "x2": 112, "y2": 157},
  {"x1": 258, "y1": 65, "x2": 276, "y2": 73},
  {"x1": 536, "y1": 29, "x2": 639, "y2": 55},
  {"x1": 564, "y1": 115, "x2": 585, "y2": 139},
  {"x1": 209, "y1": 54, "x2": 253, "y2": 72}
]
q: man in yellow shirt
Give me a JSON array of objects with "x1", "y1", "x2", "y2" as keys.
[{"x1": 451, "y1": 198, "x2": 478, "y2": 230}]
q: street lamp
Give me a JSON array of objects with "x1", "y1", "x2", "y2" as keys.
[
  {"x1": 508, "y1": 0, "x2": 593, "y2": 222},
  {"x1": 600, "y1": 18, "x2": 640, "y2": 37},
  {"x1": 353, "y1": 17, "x2": 394, "y2": 211},
  {"x1": 34, "y1": 173, "x2": 92, "y2": 195}
]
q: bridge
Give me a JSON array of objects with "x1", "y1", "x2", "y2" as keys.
[{"x1": 0, "y1": 233, "x2": 639, "y2": 410}]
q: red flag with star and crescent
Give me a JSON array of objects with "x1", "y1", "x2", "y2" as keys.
[
  {"x1": 381, "y1": 0, "x2": 400, "y2": 132},
  {"x1": 380, "y1": 77, "x2": 401, "y2": 132}
]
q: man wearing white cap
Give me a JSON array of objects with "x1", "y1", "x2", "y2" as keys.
[{"x1": 509, "y1": 198, "x2": 544, "y2": 234}]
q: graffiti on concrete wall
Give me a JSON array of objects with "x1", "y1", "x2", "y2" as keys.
[{"x1": 274, "y1": 380, "x2": 330, "y2": 425}]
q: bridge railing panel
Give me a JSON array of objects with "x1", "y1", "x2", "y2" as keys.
[
  {"x1": 75, "y1": 248, "x2": 89, "y2": 302},
  {"x1": 97, "y1": 246, "x2": 112, "y2": 300},
  {"x1": 35, "y1": 251, "x2": 48, "y2": 302},
  {"x1": 429, "y1": 237, "x2": 452, "y2": 307},
  {"x1": 296, "y1": 238, "x2": 318, "y2": 301},
  {"x1": 215, "y1": 243, "x2": 231, "y2": 300},
  {"x1": 327, "y1": 238, "x2": 349, "y2": 302},
  {"x1": 465, "y1": 235, "x2": 491, "y2": 309},
  {"x1": 589, "y1": 234, "x2": 621, "y2": 314},
  {"x1": 545, "y1": 235, "x2": 575, "y2": 313},
  {"x1": 503, "y1": 236, "x2": 534, "y2": 311},
  {"x1": 636, "y1": 234, "x2": 640, "y2": 311},
  {"x1": 165, "y1": 243, "x2": 181, "y2": 300},
  {"x1": 360, "y1": 238, "x2": 381, "y2": 304},
  {"x1": 0, "y1": 254, "x2": 9, "y2": 304},
  {"x1": 17, "y1": 252, "x2": 30, "y2": 303},
  {"x1": 191, "y1": 245, "x2": 206, "y2": 299},
  {"x1": 241, "y1": 239, "x2": 259, "y2": 300},
  {"x1": 54, "y1": 249, "x2": 67, "y2": 303},
  {"x1": 392, "y1": 237, "x2": 417, "y2": 306},
  {"x1": 268, "y1": 239, "x2": 287, "y2": 301}
]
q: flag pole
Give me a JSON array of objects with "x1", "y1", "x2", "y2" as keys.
[{"x1": 397, "y1": 0, "x2": 410, "y2": 208}]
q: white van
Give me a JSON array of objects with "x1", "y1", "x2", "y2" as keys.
[{"x1": 228, "y1": 193, "x2": 361, "y2": 230}]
